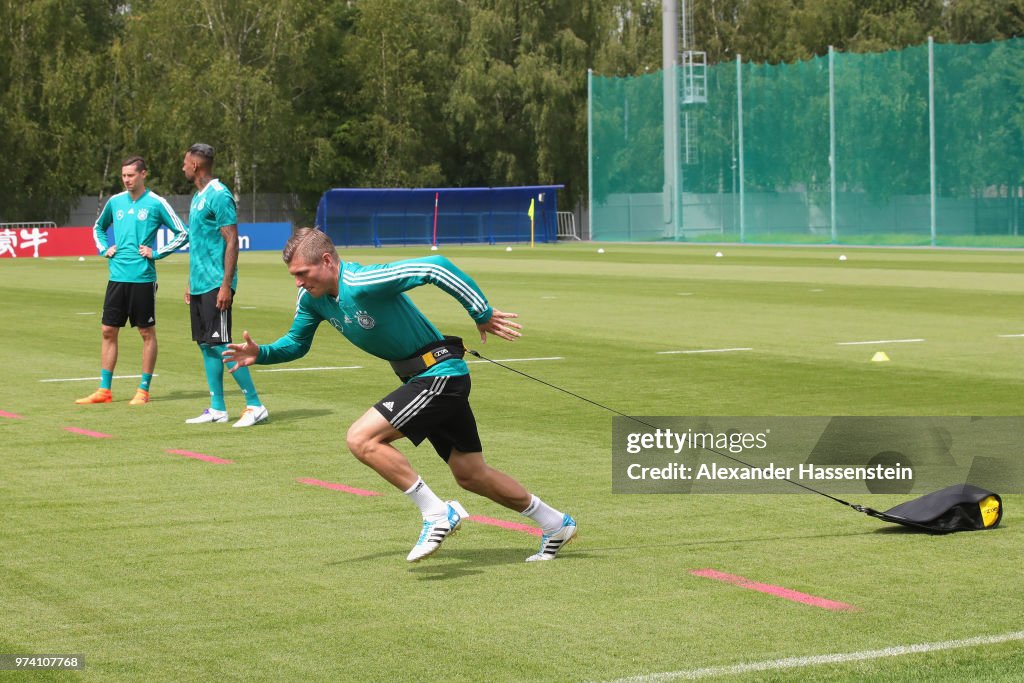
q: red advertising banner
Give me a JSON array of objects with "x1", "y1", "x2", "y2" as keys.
[
  {"x1": 0, "y1": 226, "x2": 97, "y2": 258},
  {"x1": 0, "y1": 223, "x2": 292, "y2": 258}
]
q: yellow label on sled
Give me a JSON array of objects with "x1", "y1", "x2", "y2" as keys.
[{"x1": 979, "y1": 496, "x2": 1001, "y2": 527}]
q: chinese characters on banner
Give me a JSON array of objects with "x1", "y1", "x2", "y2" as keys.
[
  {"x1": 0, "y1": 227, "x2": 49, "y2": 258},
  {"x1": 0, "y1": 223, "x2": 293, "y2": 258},
  {"x1": 0, "y1": 226, "x2": 96, "y2": 258}
]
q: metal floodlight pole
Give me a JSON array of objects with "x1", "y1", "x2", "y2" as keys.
[
  {"x1": 736, "y1": 54, "x2": 746, "y2": 243},
  {"x1": 929, "y1": 36, "x2": 937, "y2": 247},
  {"x1": 587, "y1": 68, "x2": 594, "y2": 241},
  {"x1": 663, "y1": 0, "x2": 679, "y2": 236},
  {"x1": 829, "y1": 46, "x2": 837, "y2": 243}
]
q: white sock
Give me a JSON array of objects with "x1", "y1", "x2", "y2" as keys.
[
  {"x1": 403, "y1": 477, "x2": 449, "y2": 520},
  {"x1": 521, "y1": 494, "x2": 565, "y2": 534}
]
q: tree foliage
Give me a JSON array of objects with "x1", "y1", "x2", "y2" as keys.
[
  {"x1": 1, "y1": 0, "x2": 1022, "y2": 222},
  {"x1": 0, "y1": 0, "x2": 123, "y2": 219}
]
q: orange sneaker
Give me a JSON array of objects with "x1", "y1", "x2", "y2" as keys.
[
  {"x1": 129, "y1": 389, "x2": 150, "y2": 405},
  {"x1": 75, "y1": 388, "x2": 112, "y2": 404}
]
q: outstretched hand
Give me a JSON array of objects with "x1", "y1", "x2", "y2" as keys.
[
  {"x1": 222, "y1": 330, "x2": 259, "y2": 373},
  {"x1": 477, "y1": 308, "x2": 522, "y2": 343}
]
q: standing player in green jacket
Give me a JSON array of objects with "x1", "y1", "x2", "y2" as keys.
[
  {"x1": 76, "y1": 156, "x2": 188, "y2": 405},
  {"x1": 180, "y1": 143, "x2": 267, "y2": 428},
  {"x1": 223, "y1": 228, "x2": 576, "y2": 563}
]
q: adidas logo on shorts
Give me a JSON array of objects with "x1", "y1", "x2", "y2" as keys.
[{"x1": 382, "y1": 401, "x2": 395, "y2": 412}]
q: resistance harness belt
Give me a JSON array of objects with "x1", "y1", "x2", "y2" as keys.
[{"x1": 389, "y1": 336, "x2": 466, "y2": 381}]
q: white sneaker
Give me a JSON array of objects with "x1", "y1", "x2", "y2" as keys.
[
  {"x1": 233, "y1": 405, "x2": 269, "y2": 428},
  {"x1": 526, "y1": 513, "x2": 577, "y2": 562},
  {"x1": 406, "y1": 501, "x2": 468, "y2": 562},
  {"x1": 185, "y1": 408, "x2": 229, "y2": 424}
]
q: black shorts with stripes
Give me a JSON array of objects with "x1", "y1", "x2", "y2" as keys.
[
  {"x1": 189, "y1": 288, "x2": 233, "y2": 345},
  {"x1": 373, "y1": 374, "x2": 482, "y2": 461},
  {"x1": 102, "y1": 281, "x2": 157, "y2": 328}
]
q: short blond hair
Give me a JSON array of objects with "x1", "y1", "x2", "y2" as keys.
[{"x1": 283, "y1": 227, "x2": 338, "y2": 265}]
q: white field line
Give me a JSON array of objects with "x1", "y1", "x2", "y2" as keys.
[
  {"x1": 466, "y1": 356, "x2": 563, "y2": 363},
  {"x1": 836, "y1": 338, "x2": 924, "y2": 346},
  {"x1": 657, "y1": 348, "x2": 753, "y2": 355},
  {"x1": 256, "y1": 366, "x2": 362, "y2": 373},
  {"x1": 44, "y1": 359, "x2": 559, "y2": 379},
  {"x1": 40, "y1": 374, "x2": 158, "y2": 383},
  {"x1": 602, "y1": 630, "x2": 1024, "y2": 682},
  {"x1": 997, "y1": 333, "x2": 1024, "y2": 338}
]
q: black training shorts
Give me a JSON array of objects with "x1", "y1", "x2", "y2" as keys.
[
  {"x1": 102, "y1": 281, "x2": 157, "y2": 328},
  {"x1": 189, "y1": 289, "x2": 233, "y2": 345},
  {"x1": 373, "y1": 374, "x2": 482, "y2": 461}
]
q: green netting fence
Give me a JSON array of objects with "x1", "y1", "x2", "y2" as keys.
[{"x1": 589, "y1": 38, "x2": 1024, "y2": 246}]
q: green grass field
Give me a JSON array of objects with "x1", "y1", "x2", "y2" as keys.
[{"x1": 2, "y1": 243, "x2": 1023, "y2": 681}]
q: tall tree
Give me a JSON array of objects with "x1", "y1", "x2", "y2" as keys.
[
  {"x1": 105, "y1": 0, "x2": 327, "y2": 207},
  {"x1": 0, "y1": 0, "x2": 122, "y2": 221},
  {"x1": 344, "y1": 0, "x2": 465, "y2": 188},
  {"x1": 944, "y1": 0, "x2": 1024, "y2": 43},
  {"x1": 446, "y1": 1, "x2": 605, "y2": 207},
  {"x1": 286, "y1": 1, "x2": 361, "y2": 208}
]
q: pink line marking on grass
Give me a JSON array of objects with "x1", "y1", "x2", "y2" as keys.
[
  {"x1": 166, "y1": 449, "x2": 234, "y2": 465},
  {"x1": 64, "y1": 427, "x2": 112, "y2": 438},
  {"x1": 690, "y1": 568, "x2": 858, "y2": 611},
  {"x1": 0, "y1": 410, "x2": 24, "y2": 419},
  {"x1": 467, "y1": 515, "x2": 543, "y2": 536},
  {"x1": 297, "y1": 478, "x2": 382, "y2": 497}
]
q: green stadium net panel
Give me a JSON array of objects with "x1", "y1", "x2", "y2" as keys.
[{"x1": 590, "y1": 39, "x2": 1024, "y2": 247}]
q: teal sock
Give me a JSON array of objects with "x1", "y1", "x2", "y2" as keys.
[
  {"x1": 100, "y1": 369, "x2": 113, "y2": 391},
  {"x1": 139, "y1": 373, "x2": 153, "y2": 392},
  {"x1": 200, "y1": 345, "x2": 227, "y2": 411},
  {"x1": 220, "y1": 346, "x2": 261, "y2": 407}
]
